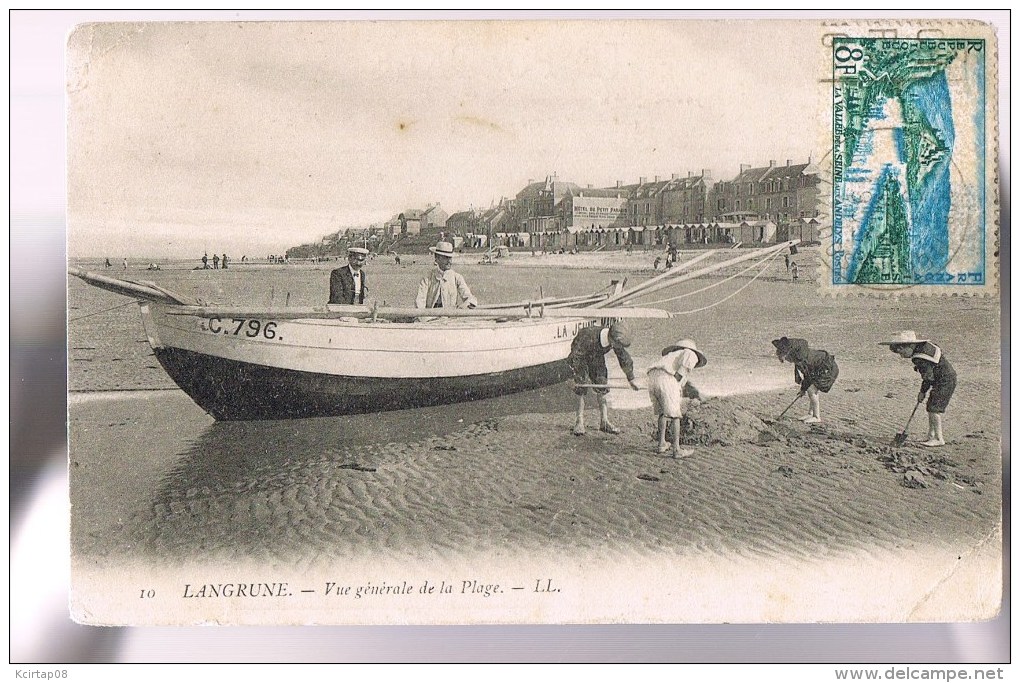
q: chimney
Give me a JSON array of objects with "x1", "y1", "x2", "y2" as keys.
[
  {"x1": 587, "y1": 184, "x2": 593, "y2": 189},
  {"x1": 654, "y1": 175, "x2": 660, "y2": 182},
  {"x1": 639, "y1": 176, "x2": 647, "y2": 184},
  {"x1": 740, "y1": 164, "x2": 751, "y2": 173},
  {"x1": 672, "y1": 173, "x2": 679, "y2": 180},
  {"x1": 616, "y1": 180, "x2": 622, "y2": 188},
  {"x1": 786, "y1": 159, "x2": 792, "y2": 166},
  {"x1": 769, "y1": 160, "x2": 776, "y2": 167},
  {"x1": 701, "y1": 169, "x2": 707, "y2": 177},
  {"x1": 528, "y1": 179, "x2": 534, "y2": 185}
]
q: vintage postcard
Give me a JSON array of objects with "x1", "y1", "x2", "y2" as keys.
[{"x1": 66, "y1": 18, "x2": 1001, "y2": 626}]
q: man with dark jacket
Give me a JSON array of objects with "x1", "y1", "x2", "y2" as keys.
[{"x1": 329, "y1": 247, "x2": 370, "y2": 305}]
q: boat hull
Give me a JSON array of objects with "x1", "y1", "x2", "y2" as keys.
[
  {"x1": 139, "y1": 303, "x2": 601, "y2": 420},
  {"x1": 153, "y1": 346, "x2": 571, "y2": 421}
]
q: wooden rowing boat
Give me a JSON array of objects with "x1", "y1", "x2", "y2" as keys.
[{"x1": 68, "y1": 240, "x2": 796, "y2": 420}]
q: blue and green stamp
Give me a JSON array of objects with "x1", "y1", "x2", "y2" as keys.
[{"x1": 832, "y1": 38, "x2": 989, "y2": 288}]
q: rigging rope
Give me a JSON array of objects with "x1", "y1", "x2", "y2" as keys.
[
  {"x1": 69, "y1": 300, "x2": 137, "y2": 322},
  {"x1": 639, "y1": 250, "x2": 785, "y2": 314},
  {"x1": 639, "y1": 251, "x2": 781, "y2": 307}
]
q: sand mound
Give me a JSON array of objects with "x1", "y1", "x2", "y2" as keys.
[{"x1": 678, "y1": 398, "x2": 773, "y2": 446}]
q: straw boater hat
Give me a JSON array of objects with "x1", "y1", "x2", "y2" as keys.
[
  {"x1": 348, "y1": 247, "x2": 370, "y2": 256},
  {"x1": 661, "y1": 338, "x2": 707, "y2": 367},
  {"x1": 878, "y1": 330, "x2": 928, "y2": 346},
  {"x1": 429, "y1": 241, "x2": 456, "y2": 258}
]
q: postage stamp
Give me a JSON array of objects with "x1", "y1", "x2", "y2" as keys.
[{"x1": 830, "y1": 33, "x2": 998, "y2": 294}]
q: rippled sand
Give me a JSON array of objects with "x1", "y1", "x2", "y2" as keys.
[{"x1": 67, "y1": 250, "x2": 1003, "y2": 624}]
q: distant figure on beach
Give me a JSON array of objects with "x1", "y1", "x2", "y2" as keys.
[
  {"x1": 212, "y1": 254, "x2": 220, "y2": 269},
  {"x1": 202, "y1": 253, "x2": 208, "y2": 269},
  {"x1": 772, "y1": 336, "x2": 839, "y2": 425},
  {"x1": 567, "y1": 321, "x2": 640, "y2": 436},
  {"x1": 880, "y1": 331, "x2": 957, "y2": 447},
  {"x1": 221, "y1": 254, "x2": 229, "y2": 269},
  {"x1": 790, "y1": 261, "x2": 799, "y2": 281},
  {"x1": 329, "y1": 246, "x2": 370, "y2": 305},
  {"x1": 147, "y1": 262, "x2": 160, "y2": 271},
  {"x1": 647, "y1": 338, "x2": 707, "y2": 457},
  {"x1": 122, "y1": 258, "x2": 128, "y2": 270},
  {"x1": 104, "y1": 258, "x2": 112, "y2": 269},
  {"x1": 784, "y1": 253, "x2": 790, "y2": 271},
  {"x1": 653, "y1": 256, "x2": 662, "y2": 270},
  {"x1": 416, "y1": 241, "x2": 477, "y2": 309},
  {"x1": 393, "y1": 253, "x2": 401, "y2": 266}
]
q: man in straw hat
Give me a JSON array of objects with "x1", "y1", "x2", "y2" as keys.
[
  {"x1": 567, "y1": 321, "x2": 640, "y2": 436},
  {"x1": 329, "y1": 246, "x2": 371, "y2": 305},
  {"x1": 416, "y1": 241, "x2": 478, "y2": 309},
  {"x1": 880, "y1": 331, "x2": 957, "y2": 447},
  {"x1": 772, "y1": 336, "x2": 839, "y2": 424},
  {"x1": 646, "y1": 338, "x2": 707, "y2": 457}
]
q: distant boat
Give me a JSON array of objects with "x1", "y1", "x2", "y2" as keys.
[{"x1": 68, "y1": 240, "x2": 796, "y2": 420}]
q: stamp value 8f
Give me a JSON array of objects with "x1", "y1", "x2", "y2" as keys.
[{"x1": 831, "y1": 37, "x2": 993, "y2": 292}]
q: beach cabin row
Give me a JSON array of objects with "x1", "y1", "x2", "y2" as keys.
[{"x1": 493, "y1": 217, "x2": 822, "y2": 251}]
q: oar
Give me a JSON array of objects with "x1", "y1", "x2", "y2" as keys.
[
  {"x1": 593, "y1": 250, "x2": 719, "y2": 308},
  {"x1": 573, "y1": 383, "x2": 644, "y2": 390},
  {"x1": 167, "y1": 304, "x2": 674, "y2": 320}
]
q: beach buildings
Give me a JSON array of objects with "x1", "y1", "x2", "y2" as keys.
[
  {"x1": 710, "y1": 159, "x2": 822, "y2": 226},
  {"x1": 502, "y1": 161, "x2": 819, "y2": 250},
  {"x1": 297, "y1": 159, "x2": 822, "y2": 255}
]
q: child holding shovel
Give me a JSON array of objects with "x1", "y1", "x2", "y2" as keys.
[
  {"x1": 646, "y1": 338, "x2": 707, "y2": 458},
  {"x1": 567, "y1": 320, "x2": 640, "y2": 435},
  {"x1": 772, "y1": 337, "x2": 839, "y2": 424},
  {"x1": 880, "y1": 331, "x2": 957, "y2": 447}
]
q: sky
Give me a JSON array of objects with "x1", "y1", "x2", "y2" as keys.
[{"x1": 12, "y1": 10, "x2": 1008, "y2": 260}]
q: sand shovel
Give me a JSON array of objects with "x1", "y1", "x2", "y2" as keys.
[
  {"x1": 765, "y1": 393, "x2": 803, "y2": 425},
  {"x1": 893, "y1": 400, "x2": 924, "y2": 446}
]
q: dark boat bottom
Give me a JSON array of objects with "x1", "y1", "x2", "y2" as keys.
[{"x1": 154, "y1": 347, "x2": 572, "y2": 421}]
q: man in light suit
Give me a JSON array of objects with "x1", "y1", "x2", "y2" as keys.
[
  {"x1": 329, "y1": 246, "x2": 370, "y2": 305},
  {"x1": 415, "y1": 241, "x2": 477, "y2": 309}
]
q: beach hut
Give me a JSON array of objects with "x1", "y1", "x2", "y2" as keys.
[
  {"x1": 737, "y1": 219, "x2": 777, "y2": 244},
  {"x1": 780, "y1": 217, "x2": 822, "y2": 244}
]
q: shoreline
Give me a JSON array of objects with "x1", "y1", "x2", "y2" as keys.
[{"x1": 69, "y1": 244, "x2": 815, "y2": 274}]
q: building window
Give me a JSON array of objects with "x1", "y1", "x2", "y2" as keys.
[{"x1": 782, "y1": 196, "x2": 791, "y2": 208}]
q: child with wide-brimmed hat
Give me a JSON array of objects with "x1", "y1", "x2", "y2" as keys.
[
  {"x1": 880, "y1": 331, "x2": 957, "y2": 447},
  {"x1": 646, "y1": 338, "x2": 707, "y2": 458},
  {"x1": 772, "y1": 336, "x2": 840, "y2": 424}
]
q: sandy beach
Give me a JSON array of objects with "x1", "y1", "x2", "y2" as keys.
[{"x1": 67, "y1": 249, "x2": 1003, "y2": 625}]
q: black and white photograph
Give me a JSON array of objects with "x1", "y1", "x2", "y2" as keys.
[{"x1": 15, "y1": 12, "x2": 1004, "y2": 660}]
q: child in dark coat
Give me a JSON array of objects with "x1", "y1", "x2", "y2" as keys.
[
  {"x1": 567, "y1": 320, "x2": 640, "y2": 435},
  {"x1": 772, "y1": 337, "x2": 839, "y2": 424},
  {"x1": 881, "y1": 331, "x2": 957, "y2": 447}
]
